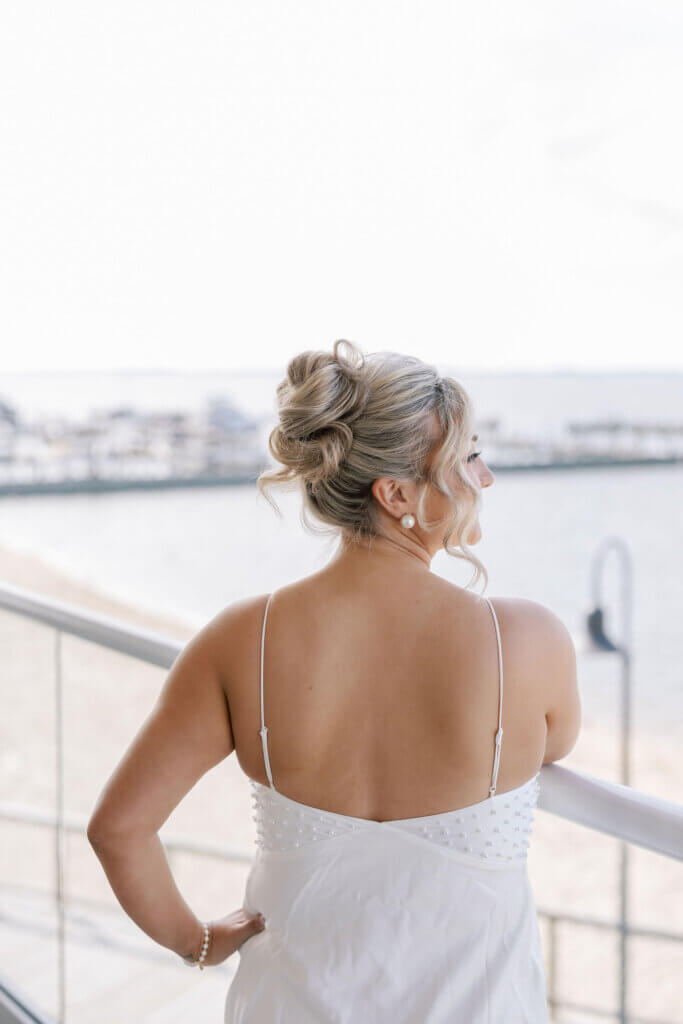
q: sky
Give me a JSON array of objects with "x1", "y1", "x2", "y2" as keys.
[{"x1": 1, "y1": 1, "x2": 683, "y2": 373}]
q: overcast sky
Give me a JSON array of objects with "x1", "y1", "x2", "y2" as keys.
[{"x1": 2, "y1": 1, "x2": 683, "y2": 373}]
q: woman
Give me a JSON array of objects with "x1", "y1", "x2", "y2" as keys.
[{"x1": 88, "y1": 339, "x2": 581, "y2": 1022}]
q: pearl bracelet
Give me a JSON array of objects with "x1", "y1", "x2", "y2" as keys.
[{"x1": 181, "y1": 921, "x2": 212, "y2": 970}]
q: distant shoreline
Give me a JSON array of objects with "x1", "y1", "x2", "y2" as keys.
[{"x1": 0, "y1": 453, "x2": 680, "y2": 498}]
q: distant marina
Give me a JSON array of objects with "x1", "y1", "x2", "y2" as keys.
[
  {"x1": 0, "y1": 391, "x2": 682, "y2": 496},
  {"x1": 0, "y1": 394, "x2": 266, "y2": 497}
]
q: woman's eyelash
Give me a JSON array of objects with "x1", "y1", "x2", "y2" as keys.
[{"x1": 467, "y1": 450, "x2": 482, "y2": 463}]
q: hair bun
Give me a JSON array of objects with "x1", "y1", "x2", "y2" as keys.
[
  {"x1": 272, "y1": 339, "x2": 371, "y2": 484},
  {"x1": 257, "y1": 339, "x2": 486, "y2": 590}
]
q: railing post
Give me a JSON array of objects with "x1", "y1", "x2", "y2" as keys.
[
  {"x1": 588, "y1": 537, "x2": 633, "y2": 1024},
  {"x1": 54, "y1": 628, "x2": 66, "y2": 1024},
  {"x1": 546, "y1": 913, "x2": 558, "y2": 1020}
]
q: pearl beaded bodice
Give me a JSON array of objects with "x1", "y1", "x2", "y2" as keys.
[{"x1": 251, "y1": 772, "x2": 540, "y2": 863}]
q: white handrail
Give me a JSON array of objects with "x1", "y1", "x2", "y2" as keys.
[
  {"x1": 537, "y1": 763, "x2": 683, "y2": 861},
  {"x1": 0, "y1": 579, "x2": 180, "y2": 668}
]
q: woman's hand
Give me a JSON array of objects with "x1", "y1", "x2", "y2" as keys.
[{"x1": 202, "y1": 909, "x2": 266, "y2": 965}]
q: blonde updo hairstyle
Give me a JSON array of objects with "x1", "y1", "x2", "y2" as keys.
[{"x1": 257, "y1": 339, "x2": 487, "y2": 591}]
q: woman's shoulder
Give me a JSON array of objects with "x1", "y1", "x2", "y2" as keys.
[{"x1": 429, "y1": 586, "x2": 573, "y2": 697}]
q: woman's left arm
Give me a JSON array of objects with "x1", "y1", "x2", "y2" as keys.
[{"x1": 87, "y1": 610, "x2": 236, "y2": 960}]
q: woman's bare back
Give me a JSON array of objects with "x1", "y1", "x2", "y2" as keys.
[{"x1": 223, "y1": 568, "x2": 550, "y2": 823}]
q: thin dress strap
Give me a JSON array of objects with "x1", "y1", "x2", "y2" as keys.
[
  {"x1": 483, "y1": 597, "x2": 504, "y2": 798},
  {"x1": 258, "y1": 592, "x2": 276, "y2": 790}
]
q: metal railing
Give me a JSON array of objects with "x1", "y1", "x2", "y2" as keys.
[
  {"x1": 0, "y1": 982, "x2": 57, "y2": 1024},
  {"x1": 1, "y1": 579, "x2": 682, "y2": 1024}
]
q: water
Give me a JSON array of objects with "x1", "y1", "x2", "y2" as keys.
[{"x1": 0, "y1": 370, "x2": 681, "y2": 737}]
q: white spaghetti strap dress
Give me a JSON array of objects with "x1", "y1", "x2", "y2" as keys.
[{"x1": 224, "y1": 594, "x2": 549, "y2": 1023}]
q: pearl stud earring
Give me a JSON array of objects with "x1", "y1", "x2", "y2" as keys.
[{"x1": 400, "y1": 513, "x2": 415, "y2": 528}]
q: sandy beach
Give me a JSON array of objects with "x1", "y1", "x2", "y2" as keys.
[{"x1": 1, "y1": 540, "x2": 681, "y2": 1023}]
